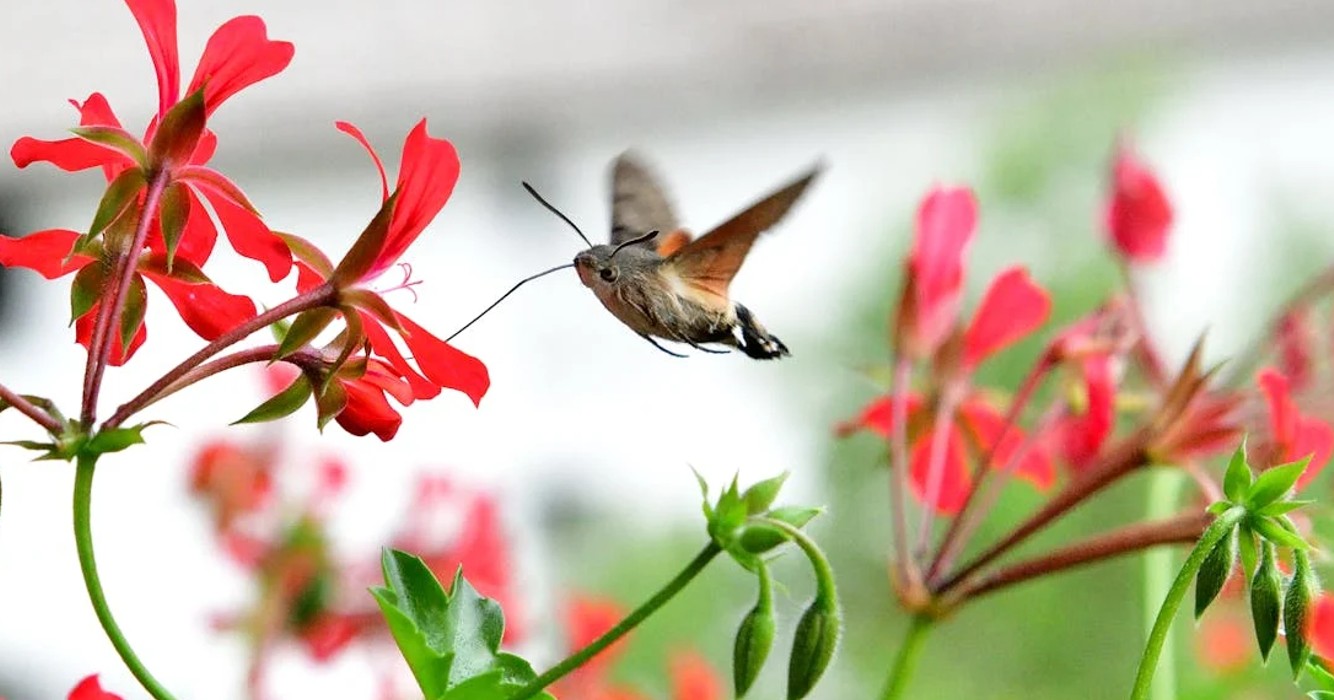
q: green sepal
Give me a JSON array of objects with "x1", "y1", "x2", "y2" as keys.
[
  {"x1": 1238, "y1": 526, "x2": 1259, "y2": 583},
  {"x1": 119, "y1": 274, "x2": 147, "y2": 352},
  {"x1": 1287, "y1": 551, "x2": 1318, "y2": 678},
  {"x1": 147, "y1": 89, "x2": 206, "y2": 168},
  {"x1": 69, "y1": 263, "x2": 108, "y2": 325},
  {"x1": 342, "y1": 289, "x2": 407, "y2": 335},
  {"x1": 234, "y1": 374, "x2": 313, "y2": 425},
  {"x1": 314, "y1": 378, "x2": 348, "y2": 431},
  {"x1": 692, "y1": 466, "x2": 714, "y2": 522},
  {"x1": 275, "y1": 231, "x2": 334, "y2": 278},
  {"x1": 1223, "y1": 439, "x2": 1253, "y2": 503},
  {"x1": 69, "y1": 125, "x2": 147, "y2": 168},
  {"x1": 158, "y1": 182, "x2": 191, "y2": 270},
  {"x1": 1250, "y1": 542, "x2": 1282, "y2": 661},
  {"x1": 708, "y1": 475, "x2": 747, "y2": 545},
  {"x1": 1252, "y1": 516, "x2": 1310, "y2": 551},
  {"x1": 331, "y1": 192, "x2": 399, "y2": 287},
  {"x1": 742, "y1": 472, "x2": 789, "y2": 514},
  {"x1": 1248, "y1": 456, "x2": 1312, "y2": 510},
  {"x1": 277, "y1": 307, "x2": 337, "y2": 359},
  {"x1": 175, "y1": 166, "x2": 259, "y2": 213},
  {"x1": 1258, "y1": 500, "x2": 1315, "y2": 517},
  {"x1": 1195, "y1": 525, "x2": 1236, "y2": 618},
  {"x1": 89, "y1": 167, "x2": 146, "y2": 238}
]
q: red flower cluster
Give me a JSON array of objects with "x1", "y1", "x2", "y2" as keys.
[
  {"x1": 1, "y1": 0, "x2": 294, "y2": 364},
  {"x1": 553, "y1": 596, "x2": 723, "y2": 700}
]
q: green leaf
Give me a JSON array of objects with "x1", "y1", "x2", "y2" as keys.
[
  {"x1": 372, "y1": 549, "x2": 541, "y2": 700},
  {"x1": 1253, "y1": 516, "x2": 1310, "y2": 550},
  {"x1": 234, "y1": 375, "x2": 312, "y2": 425},
  {"x1": 1223, "y1": 439, "x2": 1253, "y2": 503},
  {"x1": 742, "y1": 472, "x2": 789, "y2": 515},
  {"x1": 148, "y1": 89, "x2": 205, "y2": 168},
  {"x1": 69, "y1": 262, "x2": 107, "y2": 325},
  {"x1": 1195, "y1": 526, "x2": 1236, "y2": 618},
  {"x1": 1250, "y1": 542, "x2": 1282, "y2": 661},
  {"x1": 1248, "y1": 456, "x2": 1312, "y2": 510},
  {"x1": 89, "y1": 167, "x2": 146, "y2": 237},
  {"x1": 1306, "y1": 658, "x2": 1334, "y2": 690},
  {"x1": 119, "y1": 274, "x2": 147, "y2": 352},
  {"x1": 331, "y1": 193, "x2": 399, "y2": 287},
  {"x1": 158, "y1": 182, "x2": 191, "y2": 270},
  {"x1": 70, "y1": 125, "x2": 147, "y2": 168},
  {"x1": 1287, "y1": 551, "x2": 1318, "y2": 678}
]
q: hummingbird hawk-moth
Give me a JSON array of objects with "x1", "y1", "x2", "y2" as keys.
[{"x1": 569, "y1": 153, "x2": 821, "y2": 359}]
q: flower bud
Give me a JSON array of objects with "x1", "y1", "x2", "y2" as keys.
[
  {"x1": 733, "y1": 600, "x2": 776, "y2": 697},
  {"x1": 787, "y1": 599, "x2": 840, "y2": 700},
  {"x1": 1195, "y1": 526, "x2": 1236, "y2": 618},
  {"x1": 1286, "y1": 551, "x2": 1319, "y2": 677},
  {"x1": 1250, "y1": 542, "x2": 1281, "y2": 660}
]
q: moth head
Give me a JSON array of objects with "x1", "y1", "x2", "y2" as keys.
[{"x1": 573, "y1": 231, "x2": 659, "y2": 289}]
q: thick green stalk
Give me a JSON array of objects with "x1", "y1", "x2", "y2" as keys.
[
  {"x1": 1130, "y1": 505, "x2": 1246, "y2": 699},
  {"x1": 1142, "y1": 470, "x2": 1185, "y2": 700},
  {"x1": 74, "y1": 454, "x2": 177, "y2": 700},
  {"x1": 880, "y1": 615, "x2": 932, "y2": 700},
  {"x1": 509, "y1": 542, "x2": 722, "y2": 700}
]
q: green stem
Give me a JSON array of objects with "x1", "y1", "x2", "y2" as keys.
[
  {"x1": 509, "y1": 542, "x2": 722, "y2": 700},
  {"x1": 880, "y1": 614, "x2": 933, "y2": 700},
  {"x1": 74, "y1": 454, "x2": 177, "y2": 700},
  {"x1": 758, "y1": 517, "x2": 838, "y2": 605},
  {"x1": 1142, "y1": 470, "x2": 1185, "y2": 700},
  {"x1": 1130, "y1": 505, "x2": 1245, "y2": 700}
]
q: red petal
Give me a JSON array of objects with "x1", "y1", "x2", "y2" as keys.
[
  {"x1": 835, "y1": 392, "x2": 924, "y2": 438},
  {"x1": 1257, "y1": 368, "x2": 1296, "y2": 447},
  {"x1": 1309, "y1": 593, "x2": 1334, "y2": 661},
  {"x1": 370, "y1": 120, "x2": 460, "y2": 279},
  {"x1": 186, "y1": 16, "x2": 294, "y2": 115},
  {"x1": 669, "y1": 651, "x2": 724, "y2": 700},
  {"x1": 564, "y1": 596, "x2": 628, "y2": 668},
  {"x1": 909, "y1": 428, "x2": 972, "y2": 514},
  {"x1": 176, "y1": 188, "x2": 219, "y2": 266},
  {"x1": 202, "y1": 189, "x2": 292, "y2": 282},
  {"x1": 142, "y1": 270, "x2": 256, "y2": 340},
  {"x1": 1293, "y1": 416, "x2": 1334, "y2": 489},
  {"x1": 962, "y1": 266, "x2": 1050, "y2": 368},
  {"x1": 906, "y1": 186, "x2": 975, "y2": 353},
  {"x1": 958, "y1": 399, "x2": 1055, "y2": 488},
  {"x1": 336, "y1": 377, "x2": 402, "y2": 441},
  {"x1": 73, "y1": 93, "x2": 125, "y2": 129},
  {"x1": 75, "y1": 302, "x2": 147, "y2": 366},
  {"x1": 336, "y1": 121, "x2": 389, "y2": 202},
  {"x1": 1105, "y1": 144, "x2": 1172, "y2": 263},
  {"x1": 395, "y1": 311, "x2": 489, "y2": 407},
  {"x1": 1276, "y1": 311, "x2": 1315, "y2": 392},
  {"x1": 11, "y1": 136, "x2": 128, "y2": 173},
  {"x1": 361, "y1": 313, "x2": 439, "y2": 400},
  {"x1": 363, "y1": 359, "x2": 417, "y2": 406},
  {"x1": 125, "y1": 0, "x2": 180, "y2": 118},
  {"x1": 301, "y1": 614, "x2": 363, "y2": 662},
  {"x1": 1057, "y1": 355, "x2": 1116, "y2": 468},
  {"x1": 0, "y1": 230, "x2": 92, "y2": 279},
  {"x1": 68, "y1": 674, "x2": 124, "y2": 700}
]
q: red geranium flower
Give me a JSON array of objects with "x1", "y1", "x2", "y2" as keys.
[
  {"x1": 842, "y1": 266, "x2": 1054, "y2": 513},
  {"x1": 279, "y1": 120, "x2": 488, "y2": 440},
  {"x1": 1255, "y1": 367, "x2": 1334, "y2": 488},
  {"x1": 1105, "y1": 142, "x2": 1173, "y2": 263},
  {"x1": 1309, "y1": 593, "x2": 1334, "y2": 661},
  {"x1": 68, "y1": 675, "x2": 123, "y2": 700},
  {"x1": 897, "y1": 187, "x2": 976, "y2": 358}
]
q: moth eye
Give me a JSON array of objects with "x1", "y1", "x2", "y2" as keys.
[{"x1": 599, "y1": 268, "x2": 617, "y2": 282}]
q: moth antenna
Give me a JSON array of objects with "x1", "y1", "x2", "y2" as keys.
[
  {"x1": 522, "y1": 182, "x2": 593, "y2": 248},
  {"x1": 445, "y1": 262, "x2": 574, "y2": 342},
  {"x1": 610, "y1": 230, "x2": 659, "y2": 259}
]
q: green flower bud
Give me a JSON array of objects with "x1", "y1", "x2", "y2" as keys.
[
  {"x1": 1196, "y1": 525, "x2": 1236, "y2": 618},
  {"x1": 787, "y1": 599, "x2": 840, "y2": 700},
  {"x1": 733, "y1": 600, "x2": 776, "y2": 696},
  {"x1": 1250, "y1": 541, "x2": 1282, "y2": 661},
  {"x1": 1286, "y1": 550, "x2": 1319, "y2": 677}
]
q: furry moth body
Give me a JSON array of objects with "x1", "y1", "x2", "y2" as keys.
[{"x1": 573, "y1": 153, "x2": 820, "y2": 359}]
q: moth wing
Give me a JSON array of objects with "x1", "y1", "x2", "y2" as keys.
[
  {"x1": 667, "y1": 164, "x2": 821, "y2": 302},
  {"x1": 610, "y1": 151, "x2": 681, "y2": 252}
]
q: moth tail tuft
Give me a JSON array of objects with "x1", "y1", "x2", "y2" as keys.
[{"x1": 735, "y1": 304, "x2": 790, "y2": 360}]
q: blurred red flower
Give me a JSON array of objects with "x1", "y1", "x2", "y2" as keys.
[
  {"x1": 1255, "y1": 367, "x2": 1334, "y2": 488},
  {"x1": 68, "y1": 675, "x2": 122, "y2": 700},
  {"x1": 898, "y1": 187, "x2": 976, "y2": 358},
  {"x1": 1104, "y1": 142, "x2": 1173, "y2": 263}
]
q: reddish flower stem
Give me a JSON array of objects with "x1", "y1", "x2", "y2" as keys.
[
  {"x1": 932, "y1": 428, "x2": 1151, "y2": 595},
  {"x1": 956, "y1": 510, "x2": 1210, "y2": 601},
  {"x1": 914, "y1": 379, "x2": 964, "y2": 558},
  {"x1": 82, "y1": 171, "x2": 170, "y2": 426},
  {"x1": 887, "y1": 356, "x2": 920, "y2": 588},
  {"x1": 103, "y1": 284, "x2": 335, "y2": 429},
  {"x1": 925, "y1": 361, "x2": 1049, "y2": 582},
  {"x1": 1119, "y1": 261, "x2": 1168, "y2": 389},
  {"x1": 129, "y1": 344, "x2": 319, "y2": 414},
  {"x1": 1225, "y1": 262, "x2": 1334, "y2": 386},
  {"x1": 0, "y1": 383, "x2": 63, "y2": 433}
]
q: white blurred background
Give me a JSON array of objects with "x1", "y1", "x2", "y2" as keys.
[{"x1": 4, "y1": 1, "x2": 1334, "y2": 698}]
